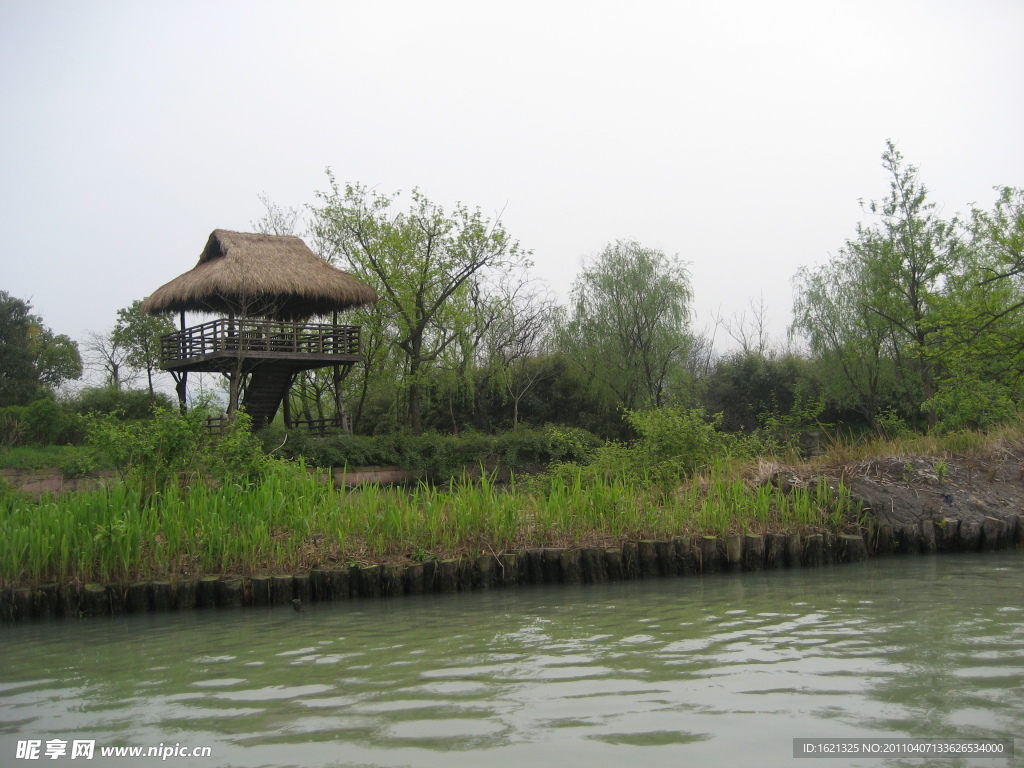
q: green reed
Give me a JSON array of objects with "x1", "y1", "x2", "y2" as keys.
[{"x1": 0, "y1": 457, "x2": 857, "y2": 588}]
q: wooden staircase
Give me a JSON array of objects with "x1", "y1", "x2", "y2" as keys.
[{"x1": 241, "y1": 364, "x2": 295, "y2": 429}]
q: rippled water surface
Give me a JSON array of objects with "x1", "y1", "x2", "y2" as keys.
[{"x1": 2, "y1": 552, "x2": 1022, "y2": 767}]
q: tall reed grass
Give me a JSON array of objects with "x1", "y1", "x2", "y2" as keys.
[{"x1": 0, "y1": 457, "x2": 859, "y2": 588}]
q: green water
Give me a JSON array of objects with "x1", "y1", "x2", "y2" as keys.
[{"x1": 1, "y1": 552, "x2": 1021, "y2": 767}]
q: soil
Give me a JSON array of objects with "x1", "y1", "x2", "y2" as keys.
[{"x1": 797, "y1": 450, "x2": 1024, "y2": 529}]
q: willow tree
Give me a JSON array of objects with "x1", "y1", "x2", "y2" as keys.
[
  {"x1": 311, "y1": 177, "x2": 529, "y2": 434},
  {"x1": 559, "y1": 240, "x2": 692, "y2": 414},
  {"x1": 792, "y1": 255, "x2": 897, "y2": 429}
]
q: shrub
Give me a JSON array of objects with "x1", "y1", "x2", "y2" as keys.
[
  {"x1": 535, "y1": 407, "x2": 739, "y2": 493},
  {"x1": 0, "y1": 400, "x2": 85, "y2": 446},
  {"x1": 72, "y1": 387, "x2": 174, "y2": 420},
  {"x1": 87, "y1": 407, "x2": 206, "y2": 497},
  {"x1": 626, "y1": 406, "x2": 733, "y2": 478},
  {"x1": 0, "y1": 406, "x2": 27, "y2": 447},
  {"x1": 27, "y1": 398, "x2": 86, "y2": 445},
  {"x1": 262, "y1": 425, "x2": 604, "y2": 479},
  {"x1": 87, "y1": 407, "x2": 273, "y2": 497},
  {"x1": 924, "y1": 377, "x2": 1019, "y2": 434}
]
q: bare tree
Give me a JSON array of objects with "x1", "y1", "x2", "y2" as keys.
[
  {"x1": 83, "y1": 329, "x2": 138, "y2": 390},
  {"x1": 485, "y1": 276, "x2": 557, "y2": 428},
  {"x1": 253, "y1": 193, "x2": 302, "y2": 237},
  {"x1": 719, "y1": 295, "x2": 773, "y2": 356}
]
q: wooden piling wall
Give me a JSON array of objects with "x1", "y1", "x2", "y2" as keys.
[{"x1": 2, "y1": 515, "x2": 1021, "y2": 622}]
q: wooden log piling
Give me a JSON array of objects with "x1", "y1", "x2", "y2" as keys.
[
  {"x1": 3, "y1": 505, "x2": 1021, "y2": 623},
  {"x1": 637, "y1": 541, "x2": 659, "y2": 578},
  {"x1": 151, "y1": 581, "x2": 173, "y2": 611},
  {"x1": 743, "y1": 534, "x2": 764, "y2": 571}
]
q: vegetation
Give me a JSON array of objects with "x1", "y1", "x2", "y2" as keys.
[
  {"x1": 310, "y1": 178, "x2": 530, "y2": 434},
  {"x1": 1, "y1": 452, "x2": 862, "y2": 588},
  {"x1": 559, "y1": 240, "x2": 693, "y2": 414},
  {"x1": 0, "y1": 291, "x2": 81, "y2": 406},
  {"x1": 111, "y1": 300, "x2": 174, "y2": 403},
  {"x1": 1, "y1": 141, "x2": 1022, "y2": 590}
]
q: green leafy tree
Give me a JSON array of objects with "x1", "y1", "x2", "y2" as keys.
[
  {"x1": 0, "y1": 291, "x2": 82, "y2": 405},
  {"x1": 943, "y1": 188, "x2": 1024, "y2": 381},
  {"x1": 793, "y1": 142, "x2": 964, "y2": 428},
  {"x1": 854, "y1": 141, "x2": 963, "y2": 424},
  {"x1": 112, "y1": 300, "x2": 174, "y2": 403},
  {"x1": 792, "y1": 254, "x2": 898, "y2": 429},
  {"x1": 702, "y1": 350, "x2": 821, "y2": 433},
  {"x1": 311, "y1": 177, "x2": 529, "y2": 434},
  {"x1": 918, "y1": 186, "x2": 1024, "y2": 429},
  {"x1": 559, "y1": 240, "x2": 693, "y2": 415}
]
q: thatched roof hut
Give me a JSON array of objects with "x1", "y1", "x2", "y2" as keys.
[{"x1": 141, "y1": 230, "x2": 376, "y2": 321}]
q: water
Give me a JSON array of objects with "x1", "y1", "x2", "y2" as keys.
[{"x1": 2, "y1": 552, "x2": 1021, "y2": 768}]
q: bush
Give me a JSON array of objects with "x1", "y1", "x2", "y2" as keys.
[
  {"x1": 924, "y1": 377, "x2": 1019, "y2": 434},
  {"x1": 262, "y1": 425, "x2": 604, "y2": 479},
  {"x1": 496, "y1": 426, "x2": 601, "y2": 467},
  {"x1": 535, "y1": 407, "x2": 738, "y2": 493},
  {"x1": 0, "y1": 406, "x2": 27, "y2": 447},
  {"x1": 87, "y1": 407, "x2": 273, "y2": 498},
  {"x1": 205, "y1": 412, "x2": 273, "y2": 483},
  {"x1": 626, "y1": 406, "x2": 733, "y2": 479},
  {"x1": 72, "y1": 387, "x2": 174, "y2": 420},
  {"x1": 0, "y1": 400, "x2": 85, "y2": 446},
  {"x1": 87, "y1": 407, "x2": 206, "y2": 497},
  {"x1": 27, "y1": 399, "x2": 86, "y2": 444}
]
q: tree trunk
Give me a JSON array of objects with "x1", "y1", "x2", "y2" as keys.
[
  {"x1": 173, "y1": 372, "x2": 188, "y2": 414},
  {"x1": 227, "y1": 374, "x2": 239, "y2": 416},
  {"x1": 409, "y1": 379, "x2": 423, "y2": 435},
  {"x1": 408, "y1": 334, "x2": 424, "y2": 435}
]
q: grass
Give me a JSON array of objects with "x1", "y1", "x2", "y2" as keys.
[
  {"x1": 814, "y1": 419, "x2": 1024, "y2": 467},
  {"x1": 0, "y1": 445, "x2": 104, "y2": 475},
  {"x1": 10, "y1": 421, "x2": 1017, "y2": 590},
  {"x1": 0, "y1": 457, "x2": 860, "y2": 589}
]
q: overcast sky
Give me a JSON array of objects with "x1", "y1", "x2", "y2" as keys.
[{"x1": 2, "y1": 0, "x2": 1022, "y2": 359}]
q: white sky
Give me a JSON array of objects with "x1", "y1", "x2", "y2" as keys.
[{"x1": 2, "y1": 0, "x2": 1022, "y2": 356}]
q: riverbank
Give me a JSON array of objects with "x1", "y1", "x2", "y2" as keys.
[
  {"x1": 2, "y1": 514, "x2": 1021, "y2": 621},
  {"x1": 4, "y1": 428, "x2": 1024, "y2": 622}
]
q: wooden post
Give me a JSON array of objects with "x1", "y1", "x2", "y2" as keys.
[
  {"x1": 725, "y1": 534, "x2": 743, "y2": 570},
  {"x1": 638, "y1": 540, "x2": 659, "y2": 577},
  {"x1": 500, "y1": 552, "x2": 521, "y2": 586},
  {"x1": 282, "y1": 372, "x2": 293, "y2": 429}
]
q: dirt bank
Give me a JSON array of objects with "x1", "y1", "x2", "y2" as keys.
[{"x1": 842, "y1": 453, "x2": 1024, "y2": 529}]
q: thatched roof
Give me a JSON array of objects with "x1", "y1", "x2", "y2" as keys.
[{"x1": 141, "y1": 230, "x2": 376, "y2": 320}]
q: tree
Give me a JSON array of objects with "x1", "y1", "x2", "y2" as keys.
[
  {"x1": 792, "y1": 141, "x2": 964, "y2": 428},
  {"x1": 702, "y1": 349, "x2": 820, "y2": 433},
  {"x1": 559, "y1": 240, "x2": 693, "y2": 414},
  {"x1": 83, "y1": 329, "x2": 135, "y2": 390},
  {"x1": 792, "y1": 255, "x2": 898, "y2": 429},
  {"x1": 853, "y1": 141, "x2": 963, "y2": 425},
  {"x1": 486, "y1": 277, "x2": 557, "y2": 428},
  {"x1": 950, "y1": 186, "x2": 1024, "y2": 381},
  {"x1": 719, "y1": 295, "x2": 773, "y2": 357},
  {"x1": 311, "y1": 177, "x2": 529, "y2": 434},
  {"x1": 112, "y1": 300, "x2": 174, "y2": 402},
  {"x1": 0, "y1": 291, "x2": 82, "y2": 405},
  {"x1": 922, "y1": 186, "x2": 1024, "y2": 427}
]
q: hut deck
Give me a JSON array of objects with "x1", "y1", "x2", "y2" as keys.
[{"x1": 160, "y1": 319, "x2": 362, "y2": 373}]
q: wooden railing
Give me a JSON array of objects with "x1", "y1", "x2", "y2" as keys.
[
  {"x1": 290, "y1": 415, "x2": 352, "y2": 435},
  {"x1": 161, "y1": 319, "x2": 360, "y2": 366},
  {"x1": 204, "y1": 416, "x2": 232, "y2": 435}
]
